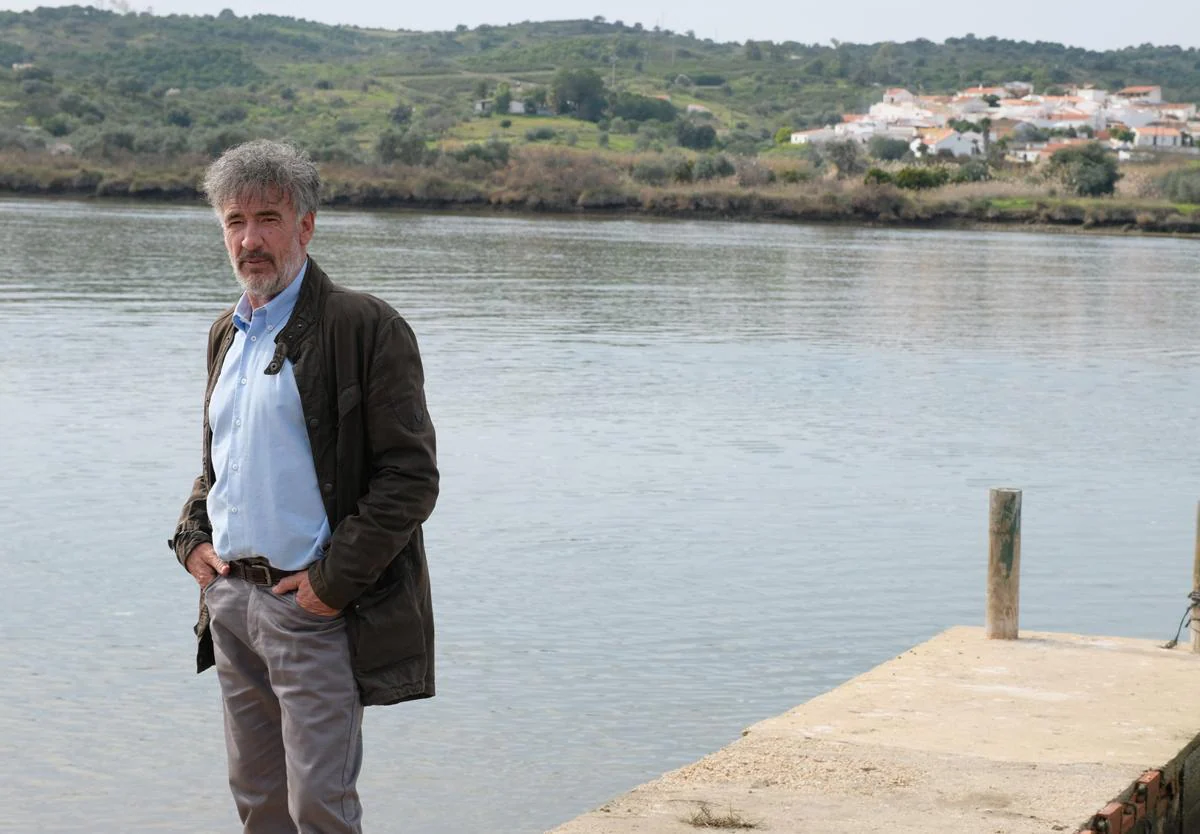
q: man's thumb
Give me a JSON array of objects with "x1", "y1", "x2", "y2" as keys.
[{"x1": 272, "y1": 574, "x2": 300, "y2": 595}]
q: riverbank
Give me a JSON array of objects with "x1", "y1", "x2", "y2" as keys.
[
  {"x1": 3, "y1": 149, "x2": 1199, "y2": 235},
  {"x1": 551, "y1": 627, "x2": 1200, "y2": 834}
]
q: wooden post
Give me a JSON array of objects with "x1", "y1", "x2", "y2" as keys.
[
  {"x1": 1192, "y1": 502, "x2": 1200, "y2": 653},
  {"x1": 986, "y1": 488, "x2": 1022, "y2": 640}
]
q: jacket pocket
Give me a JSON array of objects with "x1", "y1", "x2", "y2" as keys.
[{"x1": 348, "y1": 572, "x2": 425, "y2": 672}]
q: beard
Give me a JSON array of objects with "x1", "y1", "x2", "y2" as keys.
[{"x1": 230, "y1": 246, "x2": 305, "y2": 300}]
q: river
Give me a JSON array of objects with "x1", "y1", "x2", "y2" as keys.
[{"x1": 1, "y1": 198, "x2": 1198, "y2": 832}]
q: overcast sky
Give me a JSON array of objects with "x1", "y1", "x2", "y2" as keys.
[{"x1": 4, "y1": 0, "x2": 1199, "y2": 51}]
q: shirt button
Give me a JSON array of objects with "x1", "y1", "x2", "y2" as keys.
[
  {"x1": 251, "y1": 336, "x2": 257, "y2": 342},
  {"x1": 308, "y1": 417, "x2": 319, "y2": 429},
  {"x1": 231, "y1": 463, "x2": 240, "y2": 472},
  {"x1": 322, "y1": 482, "x2": 333, "y2": 494},
  {"x1": 230, "y1": 506, "x2": 239, "y2": 514},
  {"x1": 240, "y1": 377, "x2": 247, "y2": 385},
  {"x1": 235, "y1": 418, "x2": 242, "y2": 427},
  {"x1": 267, "y1": 325, "x2": 275, "y2": 332}
]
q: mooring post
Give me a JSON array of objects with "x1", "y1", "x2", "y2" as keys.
[
  {"x1": 986, "y1": 488, "x2": 1022, "y2": 640},
  {"x1": 1192, "y1": 502, "x2": 1200, "y2": 653}
]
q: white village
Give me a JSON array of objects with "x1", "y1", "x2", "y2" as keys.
[{"x1": 790, "y1": 82, "x2": 1198, "y2": 163}]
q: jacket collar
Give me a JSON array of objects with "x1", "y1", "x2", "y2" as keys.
[{"x1": 275, "y1": 256, "x2": 331, "y2": 350}]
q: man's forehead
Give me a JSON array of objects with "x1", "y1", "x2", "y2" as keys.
[{"x1": 222, "y1": 187, "x2": 295, "y2": 216}]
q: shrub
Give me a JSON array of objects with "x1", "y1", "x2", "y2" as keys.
[
  {"x1": 676, "y1": 121, "x2": 716, "y2": 150},
  {"x1": 631, "y1": 159, "x2": 669, "y2": 185},
  {"x1": 952, "y1": 160, "x2": 991, "y2": 184},
  {"x1": 1046, "y1": 143, "x2": 1120, "y2": 197},
  {"x1": 736, "y1": 159, "x2": 776, "y2": 187},
  {"x1": 1157, "y1": 167, "x2": 1200, "y2": 203},
  {"x1": 500, "y1": 119, "x2": 512, "y2": 128},
  {"x1": 694, "y1": 154, "x2": 736, "y2": 180},
  {"x1": 669, "y1": 156, "x2": 694, "y2": 183},
  {"x1": 525, "y1": 127, "x2": 557, "y2": 142},
  {"x1": 376, "y1": 129, "x2": 429, "y2": 165},
  {"x1": 216, "y1": 105, "x2": 248, "y2": 124},
  {"x1": 868, "y1": 136, "x2": 911, "y2": 161},
  {"x1": 165, "y1": 108, "x2": 192, "y2": 128},
  {"x1": 864, "y1": 167, "x2": 893, "y2": 185},
  {"x1": 892, "y1": 166, "x2": 951, "y2": 190},
  {"x1": 597, "y1": 132, "x2": 610, "y2": 148},
  {"x1": 449, "y1": 141, "x2": 510, "y2": 166}
]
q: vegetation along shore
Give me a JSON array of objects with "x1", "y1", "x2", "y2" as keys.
[{"x1": 2, "y1": 7, "x2": 1200, "y2": 233}]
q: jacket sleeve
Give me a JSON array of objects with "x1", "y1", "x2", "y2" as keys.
[
  {"x1": 309, "y1": 315, "x2": 440, "y2": 610},
  {"x1": 169, "y1": 321, "x2": 220, "y2": 568},
  {"x1": 170, "y1": 475, "x2": 213, "y2": 568}
]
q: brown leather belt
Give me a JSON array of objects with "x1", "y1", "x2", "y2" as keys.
[{"x1": 226, "y1": 559, "x2": 302, "y2": 588}]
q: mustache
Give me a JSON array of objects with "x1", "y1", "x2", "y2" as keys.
[{"x1": 238, "y1": 250, "x2": 275, "y2": 266}]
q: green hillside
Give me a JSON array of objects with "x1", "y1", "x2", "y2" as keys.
[{"x1": 2, "y1": 6, "x2": 1200, "y2": 163}]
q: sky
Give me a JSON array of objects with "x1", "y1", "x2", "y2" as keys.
[{"x1": 3, "y1": 0, "x2": 1200, "y2": 51}]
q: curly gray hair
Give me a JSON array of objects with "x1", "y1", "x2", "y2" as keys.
[{"x1": 202, "y1": 139, "x2": 321, "y2": 218}]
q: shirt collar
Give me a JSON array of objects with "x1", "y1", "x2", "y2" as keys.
[{"x1": 232, "y1": 259, "x2": 309, "y2": 334}]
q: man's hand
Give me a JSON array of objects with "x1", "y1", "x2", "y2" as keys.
[
  {"x1": 185, "y1": 542, "x2": 229, "y2": 588},
  {"x1": 273, "y1": 571, "x2": 341, "y2": 618}
]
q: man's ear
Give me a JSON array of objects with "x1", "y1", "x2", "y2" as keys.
[{"x1": 299, "y1": 211, "x2": 315, "y2": 247}]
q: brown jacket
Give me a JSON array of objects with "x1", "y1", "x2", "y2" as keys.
[{"x1": 170, "y1": 259, "x2": 439, "y2": 705}]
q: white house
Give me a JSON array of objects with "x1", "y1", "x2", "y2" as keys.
[
  {"x1": 957, "y1": 85, "x2": 1007, "y2": 99},
  {"x1": 1134, "y1": 125, "x2": 1185, "y2": 148},
  {"x1": 1108, "y1": 102, "x2": 1170, "y2": 128},
  {"x1": 883, "y1": 88, "x2": 914, "y2": 105},
  {"x1": 949, "y1": 94, "x2": 991, "y2": 115},
  {"x1": 1159, "y1": 103, "x2": 1198, "y2": 122},
  {"x1": 1116, "y1": 85, "x2": 1163, "y2": 104},
  {"x1": 1068, "y1": 85, "x2": 1109, "y2": 104},
  {"x1": 912, "y1": 128, "x2": 984, "y2": 157},
  {"x1": 790, "y1": 128, "x2": 839, "y2": 145}
]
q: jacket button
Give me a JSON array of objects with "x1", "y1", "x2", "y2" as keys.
[
  {"x1": 308, "y1": 417, "x2": 319, "y2": 429},
  {"x1": 322, "y1": 482, "x2": 333, "y2": 494}
]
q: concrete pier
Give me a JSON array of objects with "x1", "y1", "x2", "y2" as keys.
[{"x1": 551, "y1": 626, "x2": 1200, "y2": 834}]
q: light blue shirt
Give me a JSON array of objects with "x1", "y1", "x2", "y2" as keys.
[{"x1": 207, "y1": 261, "x2": 332, "y2": 571}]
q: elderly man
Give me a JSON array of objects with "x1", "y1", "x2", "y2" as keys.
[{"x1": 170, "y1": 139, "x2": 439, "y2": 833}]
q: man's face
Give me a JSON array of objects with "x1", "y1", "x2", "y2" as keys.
[{"x1": 220, "y1": 190, "x2": 314, "y2": 301}]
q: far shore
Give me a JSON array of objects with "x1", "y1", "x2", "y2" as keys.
[{"x1": 2, "y1": 151, "x2": 1198, "y2": 238}]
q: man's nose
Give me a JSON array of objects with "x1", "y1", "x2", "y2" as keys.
[{"x1": 239, "y1": 220, "x2": 264, "y2": 249}]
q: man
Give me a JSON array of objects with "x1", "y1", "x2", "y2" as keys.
[{"x1": 170, "y1": 139, "x2": 439, "y2": 833}]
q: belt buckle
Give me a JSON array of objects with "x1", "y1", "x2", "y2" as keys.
[{"x1": 245, "y1": 563, "x2": 273, "y2": 586}]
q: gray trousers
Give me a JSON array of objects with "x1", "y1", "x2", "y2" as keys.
[{"x1": 205, "y1": 574, "x2": 364, "y2": 834}]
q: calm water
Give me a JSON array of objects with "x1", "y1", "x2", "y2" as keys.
[{"x1": 1, "y1": 198, "x2": 1198, "y2": 833}]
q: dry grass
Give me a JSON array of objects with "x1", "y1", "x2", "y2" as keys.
[{"x1": 684, "y1": 803, "x2": 760, "y2": 829}]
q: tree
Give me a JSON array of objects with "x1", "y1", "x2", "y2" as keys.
[
  {"x1": 868, "y1": 136, "x2": 910, "y2": 161},
  {"x1": 375, "y1": 129, "x2": 428, "y2": 165},
  {"x1": 388, "y1": 102, "x2": 413, "y2": 125},
  {"x1": 676, "y1": 121, "x2": 716, "y2": 150},
  {"x1": 826, "y1": 139, "x2": 865, "y2": 178},
  {"x1": 774, "y1": 126, "x2": 794, "y2": 145},
  {"x1": 611, "y1": 92, "x2": 676, "y2": 122},
  {"x1": 1046, "y1": 143, "x2": 1120, "y2": 196},
  {"x1": 551, "y1": 68, "x2": 607, "y2": 122},
  {"x1": 1110, "y1": 125, "x2": 1135, "y2": 143},
  {"x1": 493, "y1": 84, "x2": 512, "y2": 116}
]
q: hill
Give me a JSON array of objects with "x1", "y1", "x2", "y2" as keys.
[{"x1": 2, "y1": 6, "x2": 1200, "y2": 162}]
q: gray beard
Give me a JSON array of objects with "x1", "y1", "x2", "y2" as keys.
[{"x1": 231, "y1": 251, "x2": 304, "y2": 301}]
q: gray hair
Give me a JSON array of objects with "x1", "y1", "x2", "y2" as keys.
[{"x1": 202, "y1": 139, "x2": 321, "y2": 218}]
